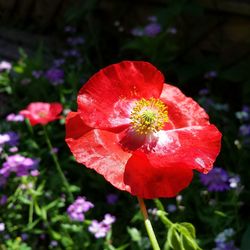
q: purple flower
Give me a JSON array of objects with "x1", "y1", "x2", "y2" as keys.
[
  {"x1": 228, "y1": 175, "x2": 241, "y2": 189},
  {"x1": 106, "y1": 193, "x2": 118, "y2": 205},
  {"x1": 5, "y1": 132, "x2": 19, "y2": 146},
  {"x1": 200, "y1": 167, "x2": 230, "y2": 192},
  {"x1": 32, "y1": 70, "x2": 43, "y2": 79},
  {"x1": 0, "y1": 154, "x2": 39, "y2": 179},
  {"x1": 131, "y1": 27, "x2": 144, "y2": 37},
  {"x1": 0, "y1": 61, "x2": 12, "y2": 71},
  {"x1": 53, "y1": 58, "x2": 65, "y2": 68},
  {"x1": 64, "y1": 26, "x2": 76, "y2": 33},
  {"x1": 30, "y1": 169, "x2": 40, "y2": 177},
  {"x1": 67, "y1": 196, "x2": 94, "y2": 222},
  {"x1": 0, "y1": 132, "x2": 19, "y2": 147},
  {"x1": 6, "y1": 113, "x2": 24, "y2": 122},
  {"x1": 239, "y1": 124, "x2": 250, "y2": 137},
  {"x1": 0, "y1": 195, "x2": 7, "y2": 205},
  {"x1": 167, "y1": 27, "x2": 177, "y2": 34},
  {"x1": 0, "y1": 134, "x2": 10, "y2": 145},
  {"x1": 144, "y1": 23, "x2": 162, "y2": 37},
  {"x1": 88, "y1": 214, "x2": 116, "y2": 238},
  {"x1": 63, "y1": 49, "x2": 80, "y2": 58},
  {"x1": 167, "y1": 204, "x2": 177, "y2": 213},
  {"x1": 102, "y1": 214, "x2": 116, "y2": 225},
  {"x1": 49, "y1": 240, "x2": 58, "y2": 247},
  {"x1": 67, "y1": 36, "x2": 85, "y2": 46},
  {"x1": 214, "y1": 228, "x2": 239, "y2": 250},
  {"x1": 9, "y1": 147, "x2": 18, "y2": 153},
  {"x1": 45, "y1": 68, "x2": 64, "y2": 85},
  {"x1": 147, "y1": 16, "x2": 157, "y2": 22},
  {"x1": 0, "y1": 223, "x2": 5, "y2": 232},
  {"x1": 21, "y1": 233, "x2": 29, "y2": 241},
  {"x1": 198, "y1": 88, "x2": 209, "y2": 96},
  {"x1": 204, "y1": 70, "x2": 218, "y2": 79},
  {"x1": 88, "y1": 220, "x2": 108, "y2": 238},
  {"x1": 0, "y1": 222, "x2": 5, "y2": 232}
]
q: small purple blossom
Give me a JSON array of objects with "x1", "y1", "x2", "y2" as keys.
[
  {"x1": 21, "y1": 233, "x2": 29, "y2": 241},
  {"x1": 167, "y1": 204, "x2": 177, "y2": 213},
  {"x1": 147, "y1": 16, "x2": 157, "y2": 22},
  {"x1": 204, "y1": 70, "x2": 218, "y2": 79},
  {"x1": 6, "y1": 113, "x2": 24, "y2": 122},
  {"x1": 144, "y1": 23, "x2": 162, "y2": 37},
  {"x1": 0, "y1": 223, "x2": 5, "y2": 232},
  {"x1": 102, "y1": 214, "x2": 116, "y2": 225},
  {"x1": 239, "y1": 124, "x2": 250, "y2": 137},
  {"x1": 106, "y1": 193, "x2": 118, "y2": 205},
  {"x1": 131, "y1": 27, "x2": 144, "y2": 37},
  {"x1": 67, "y1": 36, "x2": 85, "y2": 46},
  {"x1": 0, "y1": 195, "x2": 7, "y2": 205},
  {"x1": 228, "y1": 175, "x2": 241, "y2": 189},
  {"x1": 63, "y1": 49, "x2": 80, "y2": 58},
  {"x1": 67, "y1": 196, "x2": 94, "y2": 222},
  {"x1": 200, "y1": 167, "x2": 230, "y2": 192},
  {"x1": 45, "y1": 68, "x2": 64, "y2": 85},
  {"x1": 30, "y1": 169, "x2": 40, "y2": 177},
  {"x1": 88, "y1": 214, "x2": 116, "y2": 238},
  {"x1": 32, "y1": 70, "x2": 43, "y2": 79},
  {"x1": 167, "y1": 27, "x2": 177, "y2": 34},
  {"x1": 0, "y1": 61, "x2": 12, "y2": 71},
  {"x1": 0, "y1": 134, "x2": 10, "y2": 145},
  {"x1": 213, "y1": 228, "x2": 239, "y2": 250},
  {"x1": 9, "y1": 147, "x2": 18, "y2": 153},
  {"x1": 0, "y1": 154, "x2": 39, "y2": 179},
  {"x1": 0, "y1": 132, "x2": 19, "y2": 147},
  {"x1": 64, "y1": 26, "x2": 76, "y2": 33},
  {"x1": 53, "y1": 58, "x2": 65, "y2": 68},
  {"x1": 49, "y1": 240, "x2": 58, "y2": 247},
  {"x1": 198, "y1": 88, "x2": 209, "y2": 96}
]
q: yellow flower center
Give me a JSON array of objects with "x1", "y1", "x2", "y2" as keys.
[{"x1": 130, "y1": 98, "x2": 168, "y2": 135}]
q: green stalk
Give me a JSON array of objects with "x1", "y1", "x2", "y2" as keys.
[
  {"x1": 43, "y1": 126, "x2": 73, "y2": 202},
  {"x1": 137, "y1": 197, "x2": 161, "y2": 250}
]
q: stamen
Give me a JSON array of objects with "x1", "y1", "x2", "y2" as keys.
[{"x1": 130, "y1": 98, "x2": 168, "y2": 135}]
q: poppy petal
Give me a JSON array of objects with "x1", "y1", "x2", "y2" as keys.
[
  {"x1": 77, "y1": 61, "x2": 164, "y2": 130},
  {"x1": 65, "y1": 125, "x2": 132, "y2": 191},
  {"x1": 160, "y1": 84, "x2": 210, "y2": 128},
  {"x1": 145, "y1": 125, "x2": 222, "y2": 174},
  {"x1": 124, "y1": 151, "x2": 193, "y2": 198}
]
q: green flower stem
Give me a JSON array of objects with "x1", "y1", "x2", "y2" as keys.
[
  {"x1": 43, "y1": 126, "x2": 73, "y2": 202},
  {"x1": 137, "y1": 197, "x2": 161, "y2": 250},
  {"x1": 154, "y1": 199, "x2": 173, "y2": 228},
  {"x1": 28, "y1": 198, "x2": 34, "y2": 224}
]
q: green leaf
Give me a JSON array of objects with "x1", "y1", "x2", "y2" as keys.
[
  {"x1": 49, "y1": 229, "x2": 62, "y2": 240},
  {"x1": 179, "y1": 222, "x2": 196, "y2": 238},
  {"x1": 181, "y1": 235, "x2": 200, "y2": 250},
  {"x1": 127, "y1": 227, "x2": 142, "y2": 242},
  {"x1": 167, "y1": 225, "x2": 184, "y2": 250}
]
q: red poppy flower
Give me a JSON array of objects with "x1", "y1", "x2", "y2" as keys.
[
  {"x1": 65, "y1": 61, "x2": 222, "y2": 198},
  {"x1": 20, "y1": 102, "x2": 62, "y2": 126}
]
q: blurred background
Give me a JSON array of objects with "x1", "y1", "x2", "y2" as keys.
[{"x1": 0, "y1": 0, "x2": 250, "y2": 105}]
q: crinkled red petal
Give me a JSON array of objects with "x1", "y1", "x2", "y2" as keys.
[
  {"x1": 144, "y1": 125, "x2": 222, "y2": 174},
  {"x1": 124, "y1": 151, "x2": 193, "y2": 198},
  {"x1": 65, "y1": 112, "x2": 132, "y2": 191},
  {"x1": 77, "y1": 61, "x2": 164, "y2": 130},
  {"x1": 160, "y1": 84, "x2": 210, "y2": 128},
  {"x1": 65, "y1": 112, "x2": 92, "y2": 139}
]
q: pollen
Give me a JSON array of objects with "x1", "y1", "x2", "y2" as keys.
[{"x1": 130, "y1": 98, "x2": 168, "y2": 135}]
